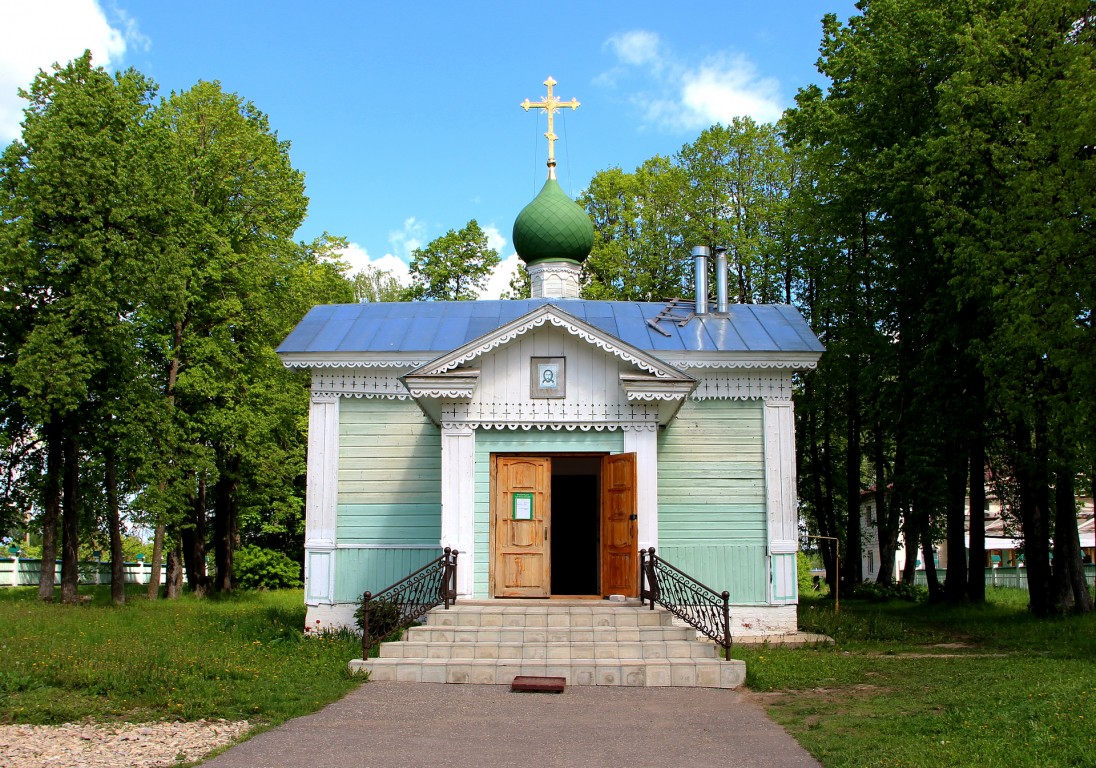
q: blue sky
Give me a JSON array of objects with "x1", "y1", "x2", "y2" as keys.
[{"x1": 1, "y1": 1, "x2": 858, "y2": 297}]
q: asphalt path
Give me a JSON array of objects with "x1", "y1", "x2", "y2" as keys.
[{"x1": 201, "y1": 682, "x2": 822, "y2": 768}]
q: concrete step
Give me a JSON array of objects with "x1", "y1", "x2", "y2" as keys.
[
  {"x1": 351, "y1": 603, "x2": 744, "y2": 689},
  {"x1": 424, "y1": 604, "x2": 671, "y2": 629},
  {"x1": 350, "y1": 657, "x2": 745, "y2": 688},
  {"x1": 377, "y1": 639, "x2": 719, "y2": 661},
  {"x1": 402, "y1": 625, "x2": 698, "y2": 644}
]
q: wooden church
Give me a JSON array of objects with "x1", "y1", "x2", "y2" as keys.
[{"x1": 277, "y1": 79, "x2": 823, "y2": 643}]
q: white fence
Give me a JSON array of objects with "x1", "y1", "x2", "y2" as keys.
[
  {"x1": 0, "y1": 558, "x2": 184, "y2": 587},
  {"x1": 912, "y1": 564, "x2": 1096, "y2": 590}
]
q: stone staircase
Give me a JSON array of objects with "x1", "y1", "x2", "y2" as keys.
[{"x1": 349, "y1": 601, "x2": 746, "y2": 688}]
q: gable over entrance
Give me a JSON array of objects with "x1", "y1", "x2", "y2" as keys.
[{"x1": 401, "y1": 302, "x2": 697, "y2": 428}]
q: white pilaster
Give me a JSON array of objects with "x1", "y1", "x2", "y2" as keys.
[
  {"x1": 624, "y1": 427, "x2": 659, "y2": 551},
  {"x1": 441, "y1": 424, "x2": 476, "y2": 597},
  {"x1": 764, "y1": 400, "x2": 798, "y2": 604},
  {"x1": 305, "y1": 391, "x2": 339, "y2": 605}
]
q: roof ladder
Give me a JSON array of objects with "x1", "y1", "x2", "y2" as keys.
[{"x1": 646, "y1": 298, "x2": 696, "y2": 337}]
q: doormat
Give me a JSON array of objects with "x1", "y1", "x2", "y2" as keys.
[{"x1": 511, "y1": 675, "x2": 566, "y2": 693}]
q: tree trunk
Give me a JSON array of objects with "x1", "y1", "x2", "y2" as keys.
[
  {"x1": 1052, "y1": 465, "x2": 1092, "y2": 613},
  {"x1": 874, "y1": 419, "x2": 898, "y2": 585},
  {"x1": 844, "y1": 356, "x2": 863, "y2": 588},
  {"x1": 182, "y1": 474, "x2": 210, "y2": 596},
  {"x1": 106, "y1": 445, "x2": 124, "y2": 605},
  {"x1": 37, "y1": 416, "x2": 63, "y2": 601},
  {"x1": 920, "y1": 513, "x2": 942, "y2": 601},
  {"x1": 967, "y1": 428, "x2": 986, "y2": 603},
  {"x1": 901, "y1": 498, "x2": 921, "y2": 584},
  {"x1": 1014, "y1": 419, "x2": 1053, "y2": 616},
  {"x1": 60, "y1": 429, "x2": 80, "y2": 605},
  {"x1": 213, "y1": 457, "x2": 240, "y2": 593},
  {"x1": 165, "y1": 540, "x2": 184, "y2": 599},
  {"x1": 146, "y1": 523, "x2": 164, "y2": 600},
  {"x1": 944, "y1": 439, "x2": 968, "y2": 604}
]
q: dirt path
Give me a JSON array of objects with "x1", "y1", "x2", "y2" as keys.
[{"x1": 0, "y1": 719, "x2": 250, "y2": 768}]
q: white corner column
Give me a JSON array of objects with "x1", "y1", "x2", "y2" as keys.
[
  {"x1": 441, "y1": 424, "x2": 476, "y2": 598},
  {"x1": 764, "y1": 400, "x2": 798, "y2": 604},
  {"x1": 305, "y1": 391, "x2": 339, "y2": 605},
  {"x1": 624, "y1": 426, "x2": 659, "y2": 552}
]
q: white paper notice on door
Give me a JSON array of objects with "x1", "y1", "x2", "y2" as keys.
[{"x1": 513, "y1": 493, "x2": 533, "y2": 520}]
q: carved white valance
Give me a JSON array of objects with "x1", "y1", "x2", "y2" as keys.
[
  {"x1": 437, "y1": 401, "x2": 660, "y2": 432},
  {"x1": 440, "y1": 421, "x2": 658, "y2": 432},
  {"x1": 403, "y1": 370, "x2": 480, "y2": 400},
  {"x1": 311, "y1": 370, "x2": 412, "y2": 399},
  {"x1": 688, "y1": 372, "x2": 794, "y2": 402},
  {"x1": 671, "y1": 356, "x2": 819, "y2": 370}
]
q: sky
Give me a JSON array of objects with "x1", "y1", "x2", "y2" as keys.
[{"x1": 0, "y1": 0, "x2": 859, "y2": 298}]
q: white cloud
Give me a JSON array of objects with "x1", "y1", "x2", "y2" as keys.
[
  {"x1": 386, "y1": 216, "x2": 427, "y2": 263},
  {"x1": 482, "y1": 224, "x2": 507, "y2": 258},
  {"x1": 599, "y1": 30, "x2": 784, "y2": 130},
  {"x1": 0, "y1": 1, "x2": 145, "y2": 143},
  {"x1": 480, "y1": 253, "x2": 522, "y2": 300},
  {"x1": 353, "y1": 220, "x2": 518, "y2": 299},
  {"x1": 476, "y1": 225, "x2": 522, "y2": 299},
  {"x1": 337, "y1": 242, "x2": 410, "y2": 284},
  {"x1": 605, "y1": 30, "x2": 662, "y2": 67}
]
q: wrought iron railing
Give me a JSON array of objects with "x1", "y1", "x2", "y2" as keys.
[
  {"x1": 639, "y1": 547, "x2": 731, "y2": 658},
  {"x1": 360, "y1": 548, "x2": 458, "y2": 660}
]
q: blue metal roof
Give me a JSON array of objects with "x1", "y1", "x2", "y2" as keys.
[{"x1": 277, "y1": 299, "x2": 824, "y2": 357}]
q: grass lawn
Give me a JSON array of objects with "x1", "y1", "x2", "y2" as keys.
[
  {"x1": 734, "y1": 589, "x2": 1096, "y2": 768},
  {"x1": 0, "y1": 585, "x2": 362, "y2": 727},
  {"x1": 2, "y1": 583, "x2": 1093, "y2": 768}
]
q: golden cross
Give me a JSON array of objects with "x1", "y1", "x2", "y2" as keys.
[{"x1": 520, "y1": 76, "x2": 580, "y2": 168}]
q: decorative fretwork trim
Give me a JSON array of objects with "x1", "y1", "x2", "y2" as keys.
[
  {"x1": 672, "y1": 356, "x2": 819, "y2": 370},
  {"x1": 412, "y1": 304, "x2": 689, "y2": 380},
  {"x1": 403, "y1": 370, "x2": 480, "y2": 400},
  {"x1": 689, "y1": 372, "x2": 793, "y2": 401},
  {"x1": 312, "y1": 370, "x2": 412, "y2": 399},
  {"x1": 284, "y1": 356, "x2": 427, "y2": 370},
  {"x1": 619, "y1": 373, "x2": 696, "y2": 403},
  {"x1": 439, "y1": 401, "x2": 659, "y2": 423},
  {"x1": 440, "y1": 421, "x2": 657, "y2": 432}
]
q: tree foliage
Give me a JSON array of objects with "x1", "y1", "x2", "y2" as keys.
[
  {"x1": 0, "y1": 53, "x2": 352, "y2": 601},
  {"x1": 407, "y1": 219, "x2": 499, "y2": 301},
  {"x1": 787, "y1": 0, "x2": 1094, "y2": 613}
]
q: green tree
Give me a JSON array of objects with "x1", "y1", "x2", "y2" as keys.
[
  {"x1": 501, "y1": 262, "x2": 531, "y2": 300},
  {"x1": 142, "y1": 81, "x2": 349, "y2": 595},
  {"x1": 352, "y1": 264, "x2": 405, "y2": 302},
  {"x1": 678, "y1": 119, "x2": 795, "y2": 304},
  {"x1": 581, "y1": 158, "x2": 690, "y2": 301},
  {"x1": 407, "y1": 219, "x2": 499, "y2": 301},
  {"x1": 0, "y1": 51, "x2": 162, "y2": 603},
  {"x1": 789, "y1": 0, "x2": 1094, "y2": 614}
]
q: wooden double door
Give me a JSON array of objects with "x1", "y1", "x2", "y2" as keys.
[{"x1": 491, "y1": 454, "x2": 638, "y2": 598}]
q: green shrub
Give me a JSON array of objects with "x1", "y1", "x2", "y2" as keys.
[
  {"x1": 353, "y1": 595, "x2": 403, "y2": 641},
  {"x1": 234, "y1": 546, "x2": 302, "y2": 590},
  {"x1": 852, "y1": 581, "x2": 928, "y2": 603}
]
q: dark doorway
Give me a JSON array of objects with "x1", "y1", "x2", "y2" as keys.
[{"x1": 550, "y1": 456, "x2": 600, "y2": 595}]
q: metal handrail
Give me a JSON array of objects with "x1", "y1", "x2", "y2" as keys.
[
  {"x1": 360, "y1": 547, "x2": 458, "y2": 660},
  {"x1": 639, "y1": 547, "x2": 731, "y2": 658}
]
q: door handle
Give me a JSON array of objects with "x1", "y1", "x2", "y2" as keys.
[{"x1": 629, "y1": 514, "x2": 637, "y2": 521}]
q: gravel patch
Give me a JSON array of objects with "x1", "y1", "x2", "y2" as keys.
[{"x1": 0, "y1": 719, "x2": 251, "y2": 768}]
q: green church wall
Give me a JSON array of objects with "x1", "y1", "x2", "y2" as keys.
[
  {"x1": 472, "y1": 428, "x2": 625, "y2": 598},
  {"x1": 657, "y1": 399, "x2": 768, "y2": 603},
  {"x1": 334, "y1": 397, "x2": 442, "y2": 602}
]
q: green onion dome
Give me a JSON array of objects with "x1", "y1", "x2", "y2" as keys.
[{"x1": 512, "y1": 177, "x2": 594, "y2": 266}]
